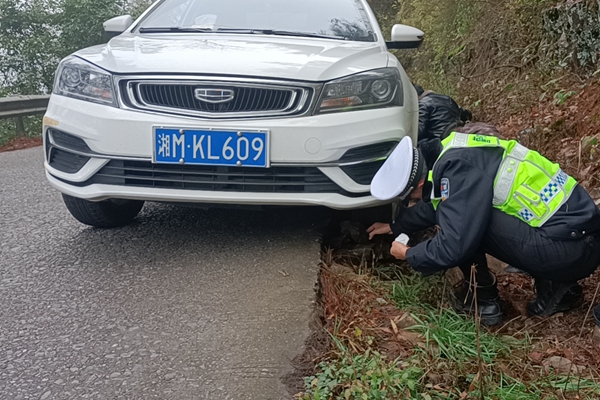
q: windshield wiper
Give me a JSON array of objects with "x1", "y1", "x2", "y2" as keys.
[
  {"x1": 139, "y1": 27, "x2": 348, "y2": 40},
  {"x1": 139, "y1": 27, "x2": 213, "y2": 33},
  {"x1": 216, "y1": 28, "x2": 348, "y2": 40}
]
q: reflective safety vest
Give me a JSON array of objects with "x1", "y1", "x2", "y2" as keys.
[{"x1": 429, "y1": 132, "x2": 578, "y2": 227}]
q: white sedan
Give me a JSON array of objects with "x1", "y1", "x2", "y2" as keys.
[{"x1": 43, "y1": 0, "x2": 423, "y2": 227}]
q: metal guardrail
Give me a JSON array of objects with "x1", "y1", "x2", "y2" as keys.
[{"x1": 0, "y1": 95, "x2": 50, "y2": 135}]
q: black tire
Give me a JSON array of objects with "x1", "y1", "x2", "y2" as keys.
[{"x1": 62, "y1": 194, "x2": 144, "y2": 228}]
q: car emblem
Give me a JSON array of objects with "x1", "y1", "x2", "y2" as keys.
[{"x1": 194, "y1": 88, "x2": 235, "y2": 104}]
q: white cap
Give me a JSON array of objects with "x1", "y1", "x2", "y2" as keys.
[{"x1": 370, "y1": 137, "x2": 419, "y2": 201}]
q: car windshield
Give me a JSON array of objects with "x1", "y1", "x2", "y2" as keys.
[{"x1": 137, "y1": 0, "x2": 376, "y2": 42}]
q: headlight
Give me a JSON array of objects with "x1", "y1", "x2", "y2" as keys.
[
  {"x1": 316, "y1": 68, "x2": 403, "y2": 114},
  {"x1": 53, "y1": 56, "x2": 117, "y2": 107}
]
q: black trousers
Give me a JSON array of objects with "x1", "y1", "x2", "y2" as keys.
[{"x1": 457, "y1": 209, "x2": 600, "y2": 284}]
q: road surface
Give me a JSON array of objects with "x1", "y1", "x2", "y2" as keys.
[{"x1": 0, "y1": 147, "x2": 326, "y2": 400}]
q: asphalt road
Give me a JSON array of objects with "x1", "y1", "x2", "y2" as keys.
[{"x1": 0, "y1": 147, "x2": 327, "y2": 400}]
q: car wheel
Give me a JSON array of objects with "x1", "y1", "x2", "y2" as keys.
[{"x1": 62, "y1": 194, "x2": 145, "y2": 228}]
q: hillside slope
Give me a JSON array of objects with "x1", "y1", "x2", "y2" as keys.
[{"x1": 375, "y1": 0, "x2": 600, "y2": 197}]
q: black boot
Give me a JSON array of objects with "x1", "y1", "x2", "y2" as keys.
[
  {"x1": 453, "y1": 278, "x2": 503, "y2": 326},
  {"x1": 527, "y1": 279, "x2": 583, "y2": 317}
]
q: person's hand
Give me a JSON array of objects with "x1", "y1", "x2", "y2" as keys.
[
  {"x1": 390, "y1": 241, "x2": 410, "y2": 260},
  {"x1": 366, "y1": 222, "x2": 392, "y2": 240}
]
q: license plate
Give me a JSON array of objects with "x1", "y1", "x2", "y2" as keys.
[{"x1": 153, "y1": 127, "x2": 269, "y2": 167}]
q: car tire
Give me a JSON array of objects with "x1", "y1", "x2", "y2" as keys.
[{"x1": 62, "y1": 194, "x2": 145, "y2": 228}]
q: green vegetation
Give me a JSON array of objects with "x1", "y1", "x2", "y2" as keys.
[
  {"x1": 0, "y1": 0, "x2": 154, "y2": 147},
  {"x1": 409, "y1": 308, "x2": 516, "y2": 365},
  {"x1": 390, "y1": 272, "x2": 444, "y2": 311},
  {"x1": 0, "y1": 0, "x2": 154, "y2": 96},
  {"x1": 553, "y1": 90, "x2": 578, "y2": 106},
  {"x1": 368, "y1": 0, "x2": 598, "y2": 109},
  {"x1": 301, "y1": 347, "x2": 424, "y2": 400},
  {"x1": 300, "y1": 267, "x2": 600, "y2": 399},
  {"x1": 395, "y1": 0, "x2": 484, "y2": 96},
  {"x1": 0, "y1": 115, "x2": 43, "y2": 147}
]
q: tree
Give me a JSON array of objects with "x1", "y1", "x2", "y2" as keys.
[
  {"x1": 0, "y1": 0, "x2": 130, "y2": 95},
  {"x1": 127, "y1": 0, "x2": 155, "y2": 19},
  {"x1": 59, "y1": 0, "x2": 128, "y2": 56},
  {"x1": 367, "y1": 0, "x2": 401, "y2": 39},
  {"x1": 0, "y1": 0, "x2": 62, "y2": 94}
]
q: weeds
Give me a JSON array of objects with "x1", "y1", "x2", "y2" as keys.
[
  {"x1": 553, "y1": 90, "x2": 578, "y2": 105},
  {"x1": 301, "y1": 262, "x2": 600, "y2": 399},
  {"x1": 390, "y1": 271, "x2": 445, "y2": 310},
  {"x1": 543, "y1": 374, "x2": 600, "y2": 395},
  {"x1": 390, "y1": 274, "x2": 429, "y2": 310},
  {"x1": 408, "y1": 308, "x2": 517, "y2": 365},
  {"x1": 0, "y1": 115, "x2": 43, "y2": 146},
  {"x1": 300, "y1": 347, "x2": 424, "y2": 400}
]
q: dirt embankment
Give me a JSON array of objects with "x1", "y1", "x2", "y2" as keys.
[
  {"x1": 0, "y1": 136, "x2": 42, "y2": 153},
  {"x1": 468, "y1": 76, "x2": 600, "y2": 202}
]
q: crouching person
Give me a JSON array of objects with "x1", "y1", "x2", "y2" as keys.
[{"x1": 367, "y1": 124, "x2": 600, "y2": 325}]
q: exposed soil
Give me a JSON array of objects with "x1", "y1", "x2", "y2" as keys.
[
  {"x1": 491, "y1": 260, "x2": 600, "y2": 375},
  {"x1": 288, "y1": 218, "x2": 600, "y2": 397},
  {"x1": 0, "y1": 136, "x2": 42, "y2": 153},
  {"x1": 474, "y1": 78, "x2": 600, "y2": 201}
]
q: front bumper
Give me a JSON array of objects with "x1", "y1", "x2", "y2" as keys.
[
  {"x1": 46, "y1": 172, "x2": 387, "y2": 209},
  {"x1": 44, "y1": 95, "x2": 417, "y2": 209}
]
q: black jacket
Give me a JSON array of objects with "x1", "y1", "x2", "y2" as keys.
[
  {"x1": 418, "y1": 93, "x2": 471, "y2": 143},
  {"x1": 391, "y1": 146, "x2": 600, "y2": 274}
]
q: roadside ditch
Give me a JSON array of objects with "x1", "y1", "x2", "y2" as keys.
[{"x1": 285, "y1": 215, "x2": 600, "y2": 399}]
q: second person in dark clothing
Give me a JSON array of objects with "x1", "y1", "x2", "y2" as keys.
[{"x1": 414, "y1": 84, "x2": 472, "y2": 143}]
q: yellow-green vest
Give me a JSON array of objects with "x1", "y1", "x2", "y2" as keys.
[{"x1": 429, "y1": 132, "x2": 578, "y2": 227}]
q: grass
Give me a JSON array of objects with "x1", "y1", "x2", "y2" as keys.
[
  {"x1": 476, "y1": 373, "x2": 600, "y2": 400},
  {"x1": 390, "y1": 273, "x2": 521, "y2": 365},
  {"x1": 389, "y1": 268, "x2": 446, "y2": 310},
  {"x1": 300, "y1": 265, "x2": 600, "y2": 399},
  {"x1": 390, "y1": 273, "x2": 431, "y2": 310},
  {"x1": 0, "y1": 115, "x2": 43, "y2": 147},
  {"x1": 300, "y1": 346, "x2": 424, "y2": 400},
  {"x1": 408, "y1": 308, "x2": 518, "y2": 365}
]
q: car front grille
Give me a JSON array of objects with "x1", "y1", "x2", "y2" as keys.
[
  {"x1": 121, "y1": 79, "x2": 315, "y2": 119},
  {"x1": 78, "y1": 160, "x2": 366, "y2": 196}
]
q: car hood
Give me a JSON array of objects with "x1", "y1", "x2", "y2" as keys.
[{"x1": 75, "y1": 34, "x2": 389, "y2": 82}]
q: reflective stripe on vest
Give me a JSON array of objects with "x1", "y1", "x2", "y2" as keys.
[{"x1": 429, "y1": 132, "x2": 577, "y2": 227}]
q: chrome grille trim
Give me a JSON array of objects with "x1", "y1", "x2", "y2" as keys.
[
  {"x1": 117, "y1": 76, "x2": 319, "y2": 119},
  {"x1": 135, "y1": 82, "x2": 298, "y2": 114}
]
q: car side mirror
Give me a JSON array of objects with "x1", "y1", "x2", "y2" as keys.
[
  {"x1": 386, "y1": 24, "x2": 424, "y2": 49},
  {"x1": 103, "y1": 15, "x2": 133, "y2": 39}
]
